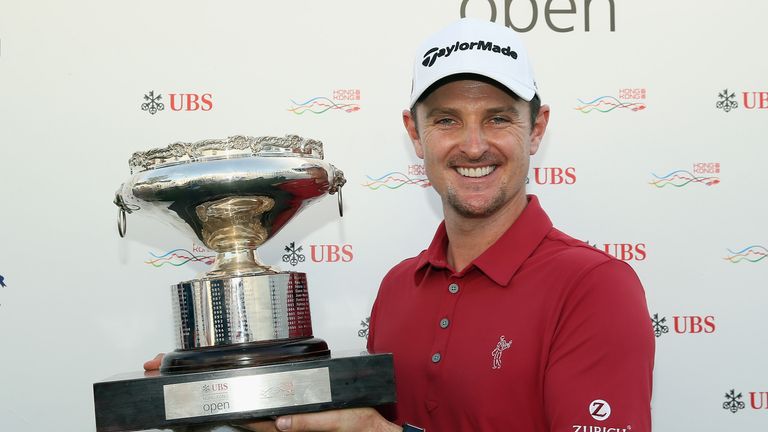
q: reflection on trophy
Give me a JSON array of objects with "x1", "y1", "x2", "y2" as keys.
[{"x1": 93, "y1": 135, "x2": 394, "y2": 432}]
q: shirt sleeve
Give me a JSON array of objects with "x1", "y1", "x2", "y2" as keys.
[{"x1": 544, "y1": 259, "x2": 655, "y2": 432}]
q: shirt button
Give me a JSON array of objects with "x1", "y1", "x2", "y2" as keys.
[
  {"x1": 448, "y1": 283, "x2": 459, "y2": 294},
  {"x1": 431, "y1": 353, "x2": 442, "y2": 363},
  {"x1": 439, "y1": 318, "x2": 450, "y2": 329}
]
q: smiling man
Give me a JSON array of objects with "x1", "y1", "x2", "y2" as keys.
[{"x1": 236, "y1": 17, "x2": 655, "y2": 432}]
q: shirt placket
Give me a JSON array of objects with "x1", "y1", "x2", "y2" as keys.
[{"x1": 424, "y1": 269, "x2": 463, "y2": 412}]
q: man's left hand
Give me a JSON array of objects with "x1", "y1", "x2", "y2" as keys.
[{"x1": 236, "y1": 408, "x2": 401, "y2": 432}]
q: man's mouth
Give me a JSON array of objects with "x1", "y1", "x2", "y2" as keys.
[{"x1": 456, "y1": 166, "x2": 496, "y2": 178}]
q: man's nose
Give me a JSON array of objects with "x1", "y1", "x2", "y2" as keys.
[{"x1": 459, "y1": 123, "x2": 489, "y2": 159}]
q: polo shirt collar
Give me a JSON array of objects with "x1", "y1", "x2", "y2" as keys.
[{"x1": 414, "y1": 195, "x2": 553, "y2": 286}]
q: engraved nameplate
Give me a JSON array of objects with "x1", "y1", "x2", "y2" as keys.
[{"x1": 163, "y1": 367, "x2": 332, "y2": 420}]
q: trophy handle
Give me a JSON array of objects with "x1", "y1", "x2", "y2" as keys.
[
  {"x1": 328, "y1": 165, "x2": 346, "y2": 218},
  {"x1": 113, "y1": 188, "x2": 139, "y2": 238}
]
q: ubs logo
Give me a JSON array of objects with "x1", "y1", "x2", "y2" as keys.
[
  {"x1": 723, "y1": 389, "x2": 746, "y2": 413},
  {"x1": 590, "y1": 242, "x2": 646, "y2": 261},
  {"x1": 140, "y1": 90, "x2": 214, "y2": 115},
  {"x1": 716, "y1": 88, "x2": 768, "y2": 112},
  {"x1": 651, "y1": 313, "x2": 716, "y2": 337},
  {"x1": 282, "y1": 242, "x2": 354, "y2": 265},
  {"x1": 358, "y1": 316, "x2": 370, "y2": 339},
  {"x1": 141, "y1": 90, "x2": 164, "y2": 115},
  {"x1": 651, "y1": 313, "x2": 669, "y2": 337},
  {"x1": 527, "y1": 167, "x2": 577, "y2": 185},
  {"x1": 723, "y1": 389, "x2": 768, "y2": 413},
  {"x1": 282, "y1": 242, "x2": 306, "y2": 266},
  {"x1": 716, "y1": 89, "x2": 738, "y2": 113},
  {"x1": 310, "y1": 244, "x2": 354, "y2": 263},
  {"x1": 0, "y1": 273, "x2": 6, "y2": 308},
  {"x1": 201, "y1": 383, "x2": 228, "y2": 393}
]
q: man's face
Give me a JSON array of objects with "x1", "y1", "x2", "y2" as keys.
[{"x1": 403, "y1": 79, "x2": 549, "y2": 220}]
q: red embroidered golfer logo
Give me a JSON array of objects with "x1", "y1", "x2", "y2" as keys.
[{"x1": 491, "y1": 336, "x2": 512, "y2": 369}]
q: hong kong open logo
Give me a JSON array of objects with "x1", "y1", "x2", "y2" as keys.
[
  {"x1": 724, "y1": 245, "x2": 767, "y2": 264},
  {"x1": 364, "y1": 164, "x2": 431, "y2": 190},
  {"x1": 650, "y1": 163, "x2": 720, "y2": 188},
  {"x1": 576, "y1": 88, "x2": 646, "y2": 113},
  {"x1": 288, "y1": 89, "x2": 361, "y2": 115}
]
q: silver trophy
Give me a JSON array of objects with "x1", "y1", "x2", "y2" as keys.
[{"x1": 93, "y1": 135, "x2": 394, "y2": 432}]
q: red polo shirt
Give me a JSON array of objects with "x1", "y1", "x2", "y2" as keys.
[{"x1": 368, "y1": 195, "x2": 654, "y2": 431}]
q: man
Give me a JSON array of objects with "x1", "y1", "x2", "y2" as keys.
[{"x1": 149, "y1": 18, "x2": 655, "y2": 432}]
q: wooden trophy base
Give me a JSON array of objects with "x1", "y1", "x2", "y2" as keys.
[{"x1": 93, "y1": 350, "x2": 395, "y2": 432}]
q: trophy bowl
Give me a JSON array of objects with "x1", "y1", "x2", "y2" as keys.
[{"x1": 114, "y1": 134, "x2": 346, "y2": 373}]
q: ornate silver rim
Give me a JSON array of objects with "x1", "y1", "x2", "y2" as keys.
[{"x1": 128, "y1": 134, "x2": 325, "y2": 173}]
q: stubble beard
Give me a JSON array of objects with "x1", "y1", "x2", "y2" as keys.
[{"x1": 445, "y1": 181, "x2": 509, "y2": 218}]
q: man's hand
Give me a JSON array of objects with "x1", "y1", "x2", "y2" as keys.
[
  {"x1": 236, "y1": 408, "x2": 400, "y2": 432},
  {"x1": 143, "y1": 353, "x2": 164, "y2": 371}
]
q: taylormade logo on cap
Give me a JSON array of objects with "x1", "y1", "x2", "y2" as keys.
[
  {"x1": 422, "y1": 40, "x2": 518, "y2": 67},
  {"x1": 409, "y1": 18, "x2": 538, "y2": 106}
]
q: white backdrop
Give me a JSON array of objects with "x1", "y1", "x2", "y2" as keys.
[{"x1": 1, "y1": 1, "x2": 766, "y2": 430}]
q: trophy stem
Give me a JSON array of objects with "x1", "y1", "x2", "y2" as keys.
[{"x1": 205, "y1": 248, "x2": 274, "y2": 278}]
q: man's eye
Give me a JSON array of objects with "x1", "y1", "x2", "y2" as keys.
[
  {"x1": 436, "y1": 118, "x2": 456, "y2": 125},
  {"x1": 489, "y1": 116, "x2": 510, "y2": 124}
]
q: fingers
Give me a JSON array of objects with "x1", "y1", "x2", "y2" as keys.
[
  {"x1": 275, "y1": 411, "x2": 342, "y2": 431},
  {"x1": 142, "y1": 353, "x2": 164, "y2": 371},
  {"x1": 233, "y1": 419, "x2": 281, "y2": 432},
  {"x1": 270, "y1": 408, "x2": 395, "y2": 432}
]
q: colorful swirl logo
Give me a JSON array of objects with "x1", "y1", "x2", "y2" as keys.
[
  {"x1": 145, "y1": 249, "x2": 215, "y2": 267},
  {"x1": 724, "y1": 245, "x2": 768, "y2": 263},
  {"x1": 649, "y1": 170, "x2": 720, "y2": 188},
  {"x1": 288, "y1": 97, "x2": 360, "y2": 115},
  {"x1": 575, "y1": 96, "x2": 646, "y2": 113},
  {"x1": 363, "y1": 172, "x2": 431, "y2": 190}
]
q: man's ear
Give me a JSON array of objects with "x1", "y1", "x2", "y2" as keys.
[
  {"x1": 529, "y1": 104, "x2": 550, "y2": 156},
  {"x1": 403, "y1": 109, "x2": 424, "y2": 159}
]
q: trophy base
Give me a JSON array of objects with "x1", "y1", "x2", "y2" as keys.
[
  {"x1": 161, "y1": 337, "x2": 331, "y2": 373},
  {"x1": 93, "y1": 351, "x2": 395, "y2": 432}
]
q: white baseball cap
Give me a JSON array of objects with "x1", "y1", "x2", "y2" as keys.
[{"x1": 409, "y1": 18, "x2": 538, "y2": 107}]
